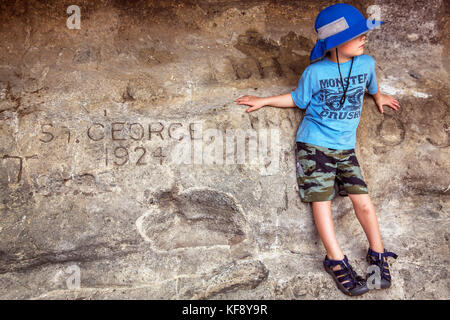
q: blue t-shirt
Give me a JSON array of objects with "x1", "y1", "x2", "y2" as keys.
[{"x1": 291, "y1": 54, "x2": 378, "y2": 150}]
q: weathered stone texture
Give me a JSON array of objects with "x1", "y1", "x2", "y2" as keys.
[{"x1": 0, "y1": 0, "x2": 448, "y2": 299}]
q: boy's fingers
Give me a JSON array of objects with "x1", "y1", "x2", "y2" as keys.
[{"x1": 246, "y1": 105, "x2": 261, "y2": 112}]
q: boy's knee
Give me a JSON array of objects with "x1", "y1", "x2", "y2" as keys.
[
  {"x1": 359, "y1": 202, "x2": 374, "y2": 215},
  {"x1": 350, "y1": 194, "x2": 374, "y2": 212}
]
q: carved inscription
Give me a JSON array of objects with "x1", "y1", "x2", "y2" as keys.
[
  {"x1": 2, "y1": 115, "x2": 281, "y2": 184},
  {"x1": 34, "y1": 120, "x2": 196, "y2": 169},
  {"x1": 2, "y1": 154, "x2": 38, "y2": 183}
]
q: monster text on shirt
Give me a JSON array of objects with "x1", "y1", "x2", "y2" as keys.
[{"x1": 318, "y1": 73, "x2": 368, "y2": 120}]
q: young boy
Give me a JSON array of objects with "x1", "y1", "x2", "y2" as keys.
[{"x1": 234, "y1": 3, "x2": 400, "y2": 296}]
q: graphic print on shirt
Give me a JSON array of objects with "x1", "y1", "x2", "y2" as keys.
[
  {"x1": 316, "y1": 72, "x2": 368, "y2": 120},
  {"x1": 320, "y1": 86, "x2": 364, "y2": 111}
]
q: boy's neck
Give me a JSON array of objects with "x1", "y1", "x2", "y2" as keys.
[{"x1": 327, "y1": 50, "x2": 353, "y2": 63}]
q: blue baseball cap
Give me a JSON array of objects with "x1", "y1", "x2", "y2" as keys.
[{"x1": 310, "y1": 3, "x2": 385, "y2": 62}]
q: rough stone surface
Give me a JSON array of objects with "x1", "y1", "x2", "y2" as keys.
[{"x1": 0, "y1": 0, "x2": 448, "y2": 299}]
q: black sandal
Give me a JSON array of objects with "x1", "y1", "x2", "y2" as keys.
[
  {"x1": 365, "y1": 248, "x2": 398, "y2": 289},
  {"x1": 323, "y1": 255, "x2": 370, "y2": 296}
]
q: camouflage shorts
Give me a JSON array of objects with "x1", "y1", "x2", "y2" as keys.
[{"x1": 295, "y1": 141, "x2": 368, "y2": 202}]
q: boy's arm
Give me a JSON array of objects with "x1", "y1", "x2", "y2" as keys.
[
  {"x1": 262, "y1": 94, "x2": 296, "y2": 108},
  {"x1": 234, "y1": 93, "x2": 296, "y2": 113},
  {"x1": 371, "y1": 79, "x2": 382, "y2": 103},
  {"x1": 236, "y1": 66, "x2": 314, "y2": 112}
]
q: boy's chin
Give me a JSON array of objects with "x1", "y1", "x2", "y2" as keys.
[{"x1": 348, "y1": 52, "x2": 364, "y2": 58}]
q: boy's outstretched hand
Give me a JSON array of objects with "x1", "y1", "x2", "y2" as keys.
[
  {"x1": 234, "y1": 95, "x2": 265, "y2": 113},
  {"x1": 375, "y1": 94, "x2": 400, "y2": 114}
]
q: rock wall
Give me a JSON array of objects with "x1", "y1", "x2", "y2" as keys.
[{"x1": 0, "y1": 0, "x2": 448, "y2": 299}]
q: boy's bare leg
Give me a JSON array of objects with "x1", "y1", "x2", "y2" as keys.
[
  {"x1": 312, "y1": 201, "x2": 345, "y2": 261},
  {"x1": 312, "y1": 201, "x2": 354, "y2": 285},
  {"x1": 348, "y1": 194, "x2": 384, "y2": 253}
]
